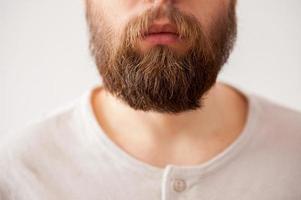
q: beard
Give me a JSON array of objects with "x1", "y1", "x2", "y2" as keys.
[{"x1": 85, "y1": 3, "x2": 237, "y2": 114}]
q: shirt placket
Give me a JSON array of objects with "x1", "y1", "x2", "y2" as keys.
[{"x1": 161, "y1": 165, "x2": 192, "y2": 200}]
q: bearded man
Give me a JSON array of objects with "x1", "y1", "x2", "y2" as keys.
[{"x1": 0, "y1": 0, "x2": 301, "y2": 199}]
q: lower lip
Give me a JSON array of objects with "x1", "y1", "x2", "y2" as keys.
[{"x1": 143, "y1": 33, "x2": 180, "y2": 45}]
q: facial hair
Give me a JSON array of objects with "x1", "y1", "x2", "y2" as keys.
[{"x1": 85, "y1": 3, "x2": 237, "y2": 114}]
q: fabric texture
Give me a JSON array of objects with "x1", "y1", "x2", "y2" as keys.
[{"x1": 0, "y1": 83, "x2": 301, "y2": 200}]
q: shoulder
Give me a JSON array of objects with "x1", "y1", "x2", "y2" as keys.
[
  {"x1": 252, "y1": 94, "x2": 301, "y2": 135},
  {"x1": 0, "y1": 100, "x2": 81, "y2": 173},
  {"x1": 0, "y1": 100, "x2": 80, "y2": 154},
  {"x1": 248, "y1": 94, "x2": 301, "y2": 164},
  {"x1": 0, "y1": 100, "x2": 82, "y2": 193}
]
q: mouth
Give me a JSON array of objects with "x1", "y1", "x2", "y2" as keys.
[{"x1": 141, "y1": 24, "x2": 181, "y2": 45}]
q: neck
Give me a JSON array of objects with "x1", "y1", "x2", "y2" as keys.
[{"x1": 91, "y1": 81, "x2": 248, "y2": 167}]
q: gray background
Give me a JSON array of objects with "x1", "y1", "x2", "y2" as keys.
[{"x1": 1, "y1": 0, "x2": 301, "y2": 134}]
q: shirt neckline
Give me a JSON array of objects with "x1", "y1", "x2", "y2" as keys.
[{"x1": 78, "y1": 82, "x2": 263, "y2": 179}]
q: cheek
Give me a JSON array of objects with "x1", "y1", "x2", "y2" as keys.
[
  {"x1": 99, "y1": 0, "x2": 147, "y2": 34},
  {"x1": 180, "y1": 0, "x2": 227, "y2": 35}
]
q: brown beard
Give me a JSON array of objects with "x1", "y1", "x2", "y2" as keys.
[{"x1": 85, "y1": 3, "x2": 237, "y2": 114}]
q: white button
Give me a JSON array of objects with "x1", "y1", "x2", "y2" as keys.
[{"x1": 172, "y1": 178, "x2": 187, "y2": 192}]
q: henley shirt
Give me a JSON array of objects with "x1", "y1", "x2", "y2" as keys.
[{"x1": 0, "y1": 84, "x2": 301, "y2": 200}]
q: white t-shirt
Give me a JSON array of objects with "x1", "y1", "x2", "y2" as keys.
[{"x1": 0, "y1": 84, "x2": 301, "y2": 200}]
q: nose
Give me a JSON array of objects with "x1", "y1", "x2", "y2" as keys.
[
  {"x1": 152, "y1": 0, "x2": 174, "y2": 7},
  {"x1": 145, "y1": 0, "x2": 177, "y2": 23}
]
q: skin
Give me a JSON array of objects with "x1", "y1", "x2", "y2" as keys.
[
  {"x1": 89, "y1": 0, "x2": 247, "y2": 168},
  {"x1": 89, "y1": 0, "x2": 231, "y2": 53}
]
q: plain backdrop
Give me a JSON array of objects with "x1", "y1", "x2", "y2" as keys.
[{"x1": 1, "y1": 0, "x2": 301, "y2": 134}]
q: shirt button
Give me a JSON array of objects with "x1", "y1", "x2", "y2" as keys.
[{"x1": 172, "y1": 178, "x2": 187, "y2": 192}]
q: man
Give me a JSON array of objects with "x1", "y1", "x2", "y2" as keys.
[{"x1": 0, "y1": 0, "x2": 300, "y2": 199}]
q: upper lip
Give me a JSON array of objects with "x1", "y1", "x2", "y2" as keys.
[{"x1": 143, "y1": 24, "x2": 179, "y2": 36}]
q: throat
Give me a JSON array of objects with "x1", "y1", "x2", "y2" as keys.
[{"x1": 91, "y1": 82, "x2": 248, "y2": 168}]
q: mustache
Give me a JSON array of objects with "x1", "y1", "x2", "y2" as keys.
[{"x1": 122, "y1": 6, "x2": 208, "y2": 48}]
